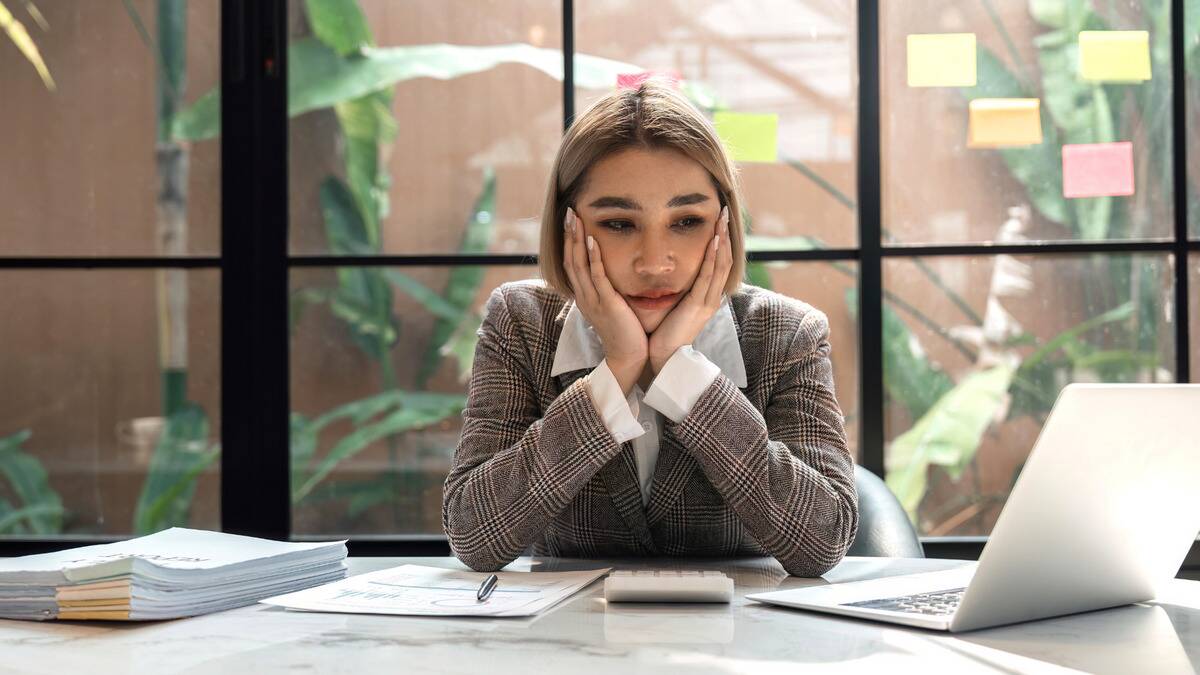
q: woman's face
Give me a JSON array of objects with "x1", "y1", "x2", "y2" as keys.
[{"x1": 573, "y1": 146, "x2": 723, "y2": 334}]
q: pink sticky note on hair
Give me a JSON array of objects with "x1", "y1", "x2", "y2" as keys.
[
  {"x1": 1062, "y1": 142, "x2": 1135, "y2": 198},
  {"x1": 617, "y1": 71, "x2": 681, "y2": 89}
]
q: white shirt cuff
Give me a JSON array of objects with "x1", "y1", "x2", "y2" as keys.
[
  {"x1": 585, "y1": 359, "x2": 646, "y2": 444},
  {"x1": 643, "y1": 345, "x2": 721, "y2": 423}
]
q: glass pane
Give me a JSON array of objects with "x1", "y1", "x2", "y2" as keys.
[
  {"x1": 1190, "y1": 0, "x2": 1199, "y2": 240},
  {"x1": 882, "y1": 3, "x2": 1173, "y2": 245},
  {"x1": 0, "y1": 2, "x2": 220, "y2": 256},
  {"x1": 575, "y1": 1, "x2": 858, "y2": 250},
  {"x1": 290, "y1": 266, "x2": 535, "y2": 535},
  {"x1": 1192, "y1": 260, "x2": 1199, "y2": 382},
  {"x1": 882, "y1": 254, "x2": 1174, "y2": 536},
  {"x1": 289, "y1": 264, "x2": 856, "y2": 534},
  {"x1": 0, "y1": 270, "x2": 221, "y2": 537},
  {"x1": 288, "y1": 1, "x2": 563, "y2": 256},
  {"x1": 752, "y1": 261, "x2": 860, "y2": 459}
]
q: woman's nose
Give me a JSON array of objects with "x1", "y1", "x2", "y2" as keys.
[{"x1": 635, "y1": 235, "x2": 675, "y2": 274}]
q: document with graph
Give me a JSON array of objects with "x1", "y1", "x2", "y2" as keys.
[{"x1": 259, "y1": 564, "x2": 611, "y2": 617}]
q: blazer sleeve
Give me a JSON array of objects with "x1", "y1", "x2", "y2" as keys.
[
  {"x1": 442, "y1": 287, "x2": 626, "y2": 571},
  {"x1": 664, "y1": 307, "x2": 859, "y2": 577}
]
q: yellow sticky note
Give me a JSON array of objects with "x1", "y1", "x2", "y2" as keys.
[
  {"x1": 1078, "y1": 31, "x2": 1151, "y2": 82},
  {"x1": 907, "y1": 33, "x2": 977, "y2": 87},
  {"x1": 968, "y1": 99, "x2": 1043, "y2": 148},
  {"x1": 713, "y1": 111, "x2": 778, "y2": 163}
]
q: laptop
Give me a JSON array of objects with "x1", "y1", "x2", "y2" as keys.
[{"x1": 747, "y1": 383, "x2": 1200, "y2": 632}]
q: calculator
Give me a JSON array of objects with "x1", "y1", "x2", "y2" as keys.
[{"x1": 603, "y1": 570, "x2": 734, "y2": 603}]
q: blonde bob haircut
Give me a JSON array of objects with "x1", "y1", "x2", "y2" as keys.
[{"x1": 538, "y1": 78, "x2": 746, "y2": 300}]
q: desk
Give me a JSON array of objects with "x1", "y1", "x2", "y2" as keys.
[{"x1": 0, "y1": 556, "x2": 1197, "y2": 674}]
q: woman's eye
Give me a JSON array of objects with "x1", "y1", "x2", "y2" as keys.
[
  {"x1": 675, "y1": 216, "x2": 704, "y2": 229},
  {"x1": 600, "y1": 220, "x2": 633, "y2": 232}
]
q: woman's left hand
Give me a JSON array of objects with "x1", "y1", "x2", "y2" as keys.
[{"x1": 648, "y1": 205, "x2": 732, "y2": 373}]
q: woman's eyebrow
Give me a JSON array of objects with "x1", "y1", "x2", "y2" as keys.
[{"x1": 586, "y1": 193, "x2": 711, "y2": 210}]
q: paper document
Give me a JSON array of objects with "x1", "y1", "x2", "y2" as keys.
[{"x1": 260, "y1": 564, "x2": 610, "y2": 617}]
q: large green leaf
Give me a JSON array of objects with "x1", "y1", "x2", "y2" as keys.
[
  {"x1": 305, "y1": 0, "x2": 373, "y2": 56},
  {"x1": 292, "y1": 390, "x2": 465, "y2": 501},
  {"x1": 319, "y1": 177, "x2": 398, "y2": 359},
  {"x1": 173, "y1": 40, "x2": 640, "y2": 141},
  {"x1": 0, "y1": 430, "x2": 63, "y2": 534},
  {"x1": 885, "y1": 365, "x2": 1015, "y2": 521}
]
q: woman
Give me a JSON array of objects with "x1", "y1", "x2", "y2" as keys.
[{"x1": 442, "y1": 79, "x2": 857, "y2": 576}]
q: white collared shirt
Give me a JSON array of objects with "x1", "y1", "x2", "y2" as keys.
[{"x1": 550, "y1": 297, "x2": 748, "y2": 505}]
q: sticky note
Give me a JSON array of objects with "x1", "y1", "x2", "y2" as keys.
[
  {"x1": 907, "y1": 33, "x2": 977, "y2": 87},
  {"x1": 1062, "y1": 142, "x2": 1135, "y2": 198},
  {"x1": 617, "y1": 71, "x2": 681, "y2": 89},
  {"x1": 1078, "y1": 31, "x2": 1151, "y2": 82},
  {"x1": 967, "y1": 99, "x2": 1043, "y2": 148},
  {"x1": 713, "y1": 111, "x2": 778, "y2": 163}
]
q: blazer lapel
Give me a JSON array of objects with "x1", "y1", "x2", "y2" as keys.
[
  {"x1": 645, "y1": 427, "x2": 701, "y2": 526},
  {"x1": 597, "y1": 442, "x2": 657, "y2": 552}
]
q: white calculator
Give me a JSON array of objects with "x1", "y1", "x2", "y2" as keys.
[{"x1": 603, "y1": 570, "x2": 734, "y2": 603}]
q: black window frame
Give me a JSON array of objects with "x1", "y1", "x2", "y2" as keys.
[{"x1": 1, "y1": 0, "x2": 1196, "y2": 567}]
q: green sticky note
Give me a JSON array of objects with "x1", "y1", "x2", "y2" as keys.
[{"x1": 713, "y1": 111, "x2": 778, "y2": 163}]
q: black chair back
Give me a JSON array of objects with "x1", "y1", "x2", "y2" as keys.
[{"x1": 847, "y1": 464, "x2": 924, "y2": 558}]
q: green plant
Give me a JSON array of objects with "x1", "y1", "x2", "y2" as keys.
[{"x1": 0, "y1": 430, "x2": 65, "y2": 534}]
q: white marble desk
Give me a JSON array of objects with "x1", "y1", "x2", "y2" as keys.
[{"x1": 1, "y1": 556, "x2": 1197, "y2": 674}]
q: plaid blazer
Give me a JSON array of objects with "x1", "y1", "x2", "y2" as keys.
[{"x1": 442, "y1": 280, "x2": 858, "y2": 576}]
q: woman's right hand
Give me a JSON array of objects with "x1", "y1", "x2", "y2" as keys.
[{"x1": 562, "y1": 207, "x2": 647, "y2": 394}]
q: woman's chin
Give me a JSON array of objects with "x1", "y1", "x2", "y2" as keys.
[{"x1": 634, "y1": 308, "x2": 667, "y2": 334}]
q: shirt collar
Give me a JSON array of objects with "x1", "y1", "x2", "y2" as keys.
[{"x1": 550, "y1": 296, "x2": 748, "y2": 388}]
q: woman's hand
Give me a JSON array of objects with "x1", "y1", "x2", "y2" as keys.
[
  {"x1": 562, "y1": 207, "x2": 648, "y2": 394},
  {"x1": 647, "y1": 205, "x2": 732, "y2": 373}
]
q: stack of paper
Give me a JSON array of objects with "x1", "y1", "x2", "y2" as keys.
[{"x1": 0, "y1": 528, "x2": 347, "y2": 621}]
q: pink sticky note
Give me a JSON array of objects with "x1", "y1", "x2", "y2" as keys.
[
  {"x1": 617, "y1": 71, "x2": 682, "y2": 90},
  {"x1": 1062, "y1": 142, "x2": 1135, "y2": 198}
]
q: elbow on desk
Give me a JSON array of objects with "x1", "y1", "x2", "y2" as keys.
[
  {"x1": 778, "y1": 491, "x2": 859, "y2": 578},
  {"x1": 442, "y1": 512, "x2": 519, "y2": 573}
]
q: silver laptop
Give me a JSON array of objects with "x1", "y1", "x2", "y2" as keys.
[{"x1": 747, "y1": 383, "x2": 1200, "y2": 632}]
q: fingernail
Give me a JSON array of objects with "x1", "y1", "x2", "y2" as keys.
[
  {"x1": 563, "y1": 208, "x2": 573, "y2": 232},
  {"x1": 587, "y1": 235, "x2": 594, "y2": 251},
  {"x1": 713, "y1": 234, "x2": 719, "y2": 251},
  {"x1": 721, "y1": 206, "x2": 730, "y2": 231}
]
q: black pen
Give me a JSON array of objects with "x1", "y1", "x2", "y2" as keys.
[{"x1": 476, "y1": 573, "x2": 498, "y2": 602}]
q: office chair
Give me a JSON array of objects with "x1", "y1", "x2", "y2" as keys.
[{"x1": 847, "y1": 464, "x2": 924, "y2": 558}]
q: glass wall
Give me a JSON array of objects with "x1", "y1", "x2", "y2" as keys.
[
  {"x1": 882, "y1": 1, "x2": 1174, "y2": 245},
  {"x1": 0, "y1": 2, "x2": 221, "y2": 537},
  {"x1": 287, "y1": 1, "x2": 563, "y2": 257},
  {"x1": 882, "y1": 253, "x2": 1174, "y2": 535},
  {"x1": 0, "y1": 1, "x2": 221, "y2": 256},
  {"x1": 0, "y1": 270, "x2": 221, "y2": 536}
]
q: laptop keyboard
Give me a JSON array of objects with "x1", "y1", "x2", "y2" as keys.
[{"x1": 841, "y1": 587, "x2": 966, "y2": 616}]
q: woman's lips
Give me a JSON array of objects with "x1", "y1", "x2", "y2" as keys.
[{"x1": 626, "y1": 292, "x2": 680, "y2": 310}]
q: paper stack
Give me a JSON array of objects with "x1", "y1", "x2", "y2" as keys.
[{"x1": 0, "y1": 527, "x2": 347, "y2": 621}]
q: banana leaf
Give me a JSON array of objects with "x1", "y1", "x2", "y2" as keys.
[
  {"x1": 173, "y1": 40, "x2": 640, "y2": 141},
  {"x1": 291, "y1": 389, "x2": 465, "y2": 502},
  {"x1": 886, "y1": 364, "x2": 1015, "y2": 521}
]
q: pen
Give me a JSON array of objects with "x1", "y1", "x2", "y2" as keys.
[{"x1": 476, "y1": 574, "x2": 498, "y2": 602}]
